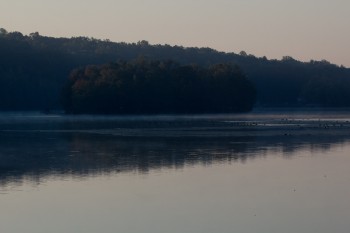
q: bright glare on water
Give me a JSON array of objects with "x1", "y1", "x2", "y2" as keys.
[{"x1": 0, "y1": 110, "x2": 350, "y2": 233}]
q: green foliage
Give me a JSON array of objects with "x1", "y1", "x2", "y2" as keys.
[{"x1": 63, "y1": 60, "x2": 256, "y2": 114}]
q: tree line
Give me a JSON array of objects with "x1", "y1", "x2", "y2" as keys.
[
  {"x1": 1, "y1": 28, "x2": 350, "y2": 111},
  {"x1": 62, "y1": 59, "x2": 256, "y2": 114}
]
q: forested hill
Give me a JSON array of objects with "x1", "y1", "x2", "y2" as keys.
[
  {"x1": 1, "y1": 28, "x2": 350, "y2": 111},
  {"x1": 62, "y1": 61, "x2": 256, "y2": 114}
]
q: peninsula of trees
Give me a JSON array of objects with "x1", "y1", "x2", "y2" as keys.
[
  {"x1": 62, "y1": 60, "x2": 256, "y2": 114},
  {"x1": 1, "y1": 28, "x2": 350, "y2": 112}
]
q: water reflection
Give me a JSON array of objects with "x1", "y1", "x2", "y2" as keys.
[
  {"x1": 1, "y1": 128, "x2": 350, "y2": 187},
  {"x1": 2, "y1": 112, "x2": 350, "y2": 233}
]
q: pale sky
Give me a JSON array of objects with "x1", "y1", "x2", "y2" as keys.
[{"x1": 1, "y1": 0, "x2": 350, "y2": 66}]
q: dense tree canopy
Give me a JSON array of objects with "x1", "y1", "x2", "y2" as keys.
[
  {"x1": 1, "y1": 28, "x2": 350, "y2": 111},
  {"x1": 62, "y1": 60, "x2": 256, "y2": 114}
]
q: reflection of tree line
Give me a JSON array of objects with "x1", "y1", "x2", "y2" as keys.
[{"x1": 0, "y1": 132, "x2": 350, "y2": 187}]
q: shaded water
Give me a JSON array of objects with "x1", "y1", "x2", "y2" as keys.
[{"x1": 1, "y1": 110, "x2": 350, "y2": 233}]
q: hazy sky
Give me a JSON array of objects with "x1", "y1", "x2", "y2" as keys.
[{"x1": 1, "y1": 0, "x2": 350, "y2": 66}]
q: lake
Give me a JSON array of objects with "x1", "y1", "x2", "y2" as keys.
[{"x1": 1, "y1": 110, "x2": 350, "y2": 233}]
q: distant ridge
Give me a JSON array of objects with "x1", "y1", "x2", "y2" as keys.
[{"x1": 1, "y1": 28, "x2": 350, "y2": 110}]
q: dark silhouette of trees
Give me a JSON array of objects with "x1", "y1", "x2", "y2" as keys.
[
  {"x1": 62, "y1": 60, "x2": 256, "y2": 114},
  {"x1": 1, "y1": 28, "x2": 350, "y2": 110}
]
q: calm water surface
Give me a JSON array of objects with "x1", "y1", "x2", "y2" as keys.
[{"x1": 1, "y1": 110, "x2": 350, "y2": 233}]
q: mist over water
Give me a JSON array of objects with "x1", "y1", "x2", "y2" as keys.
[{"x1": 1, "y1": 111, "x2": 350, "y2": 233}]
